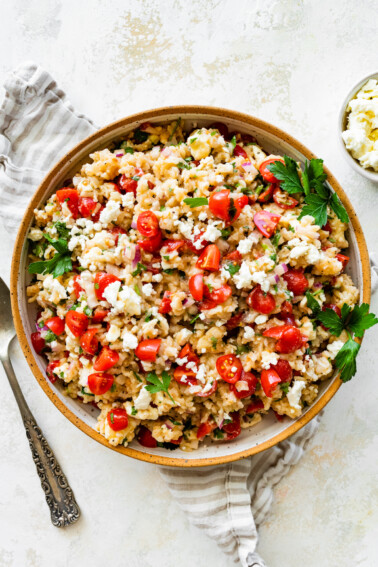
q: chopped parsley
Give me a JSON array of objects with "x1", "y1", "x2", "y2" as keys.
[
  {"x1": 28, "y1": 234, "x2": 72, "y2": 278},
  {"x1": 131, "y1": 262, "x2": 147, "y2": 277},
  {"x1": 145, "y1": 371, "x2": 175, "y2": 403},
  {"x1": 145, "y1": 312, "x2": 153, "y2": 322},
  {"x1": 220, "y1": 227, "x2": 232, "y2": 239},
  {"x1": 280, "y1": 382, "x2": 290, "y2": 395},
  {"x1": 53, "y1": 222, "x2": 70, "y2": 239},
  {"x1": 225, "y1": 262, "x2": 240, "y2": 276},
  {"x1": 131, "y1": 406, "x2": 138, "y2": 416},
  {"x1": 133, "y1": 371, "x2": 142, "y2": 383},
  {"x1": 236, "y1": 344, "x2": 251, "y2": 355},
  {"x1": 190, "y1": 313, "x2": 201, "y2": 324},
  {"x1": 83, "y1": 306, "x2": 93, "y2": 317},
  {"x1": 211, "y1": 337, "x2": 218, "y2": 349},
  {"x1": 183, "y1": 197, "x2": 209, "y2": 208},
  {"x1": 119, "y1": 141, "x2": 134, "y2": 153},
  {"x1": 134, "y1": 284, "x2": 141, "y2": 296},
  {"x1": 44, "y1": 330, "x2": 57, "y2": 343}
]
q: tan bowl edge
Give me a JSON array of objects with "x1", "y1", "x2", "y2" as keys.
[{"x1": 10, "y1": 105, "x2": 372, "y2": 467}]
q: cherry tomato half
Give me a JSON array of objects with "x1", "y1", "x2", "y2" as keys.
[
  {"x1": 107, "y1": 408, "x2": 128, "y2": 431},
  {"x1": 135, "y1": 339, "x2": 161, "y2": 362},
  {"x1": 137, "y1": 211, "x2": 160, "y2": 238},
  {"x1": 216, "y1": 354, "x2": 243, "y2": 384},
  {"x1": 283, "y1": 269, "x2": 309, "y2": 295},
  {"x1": 173, "y1": 367, "x2": 198, "y2": 385},
  {"x1": 185, "y1": 231, "x2": 209, "y2": 255},
  {"x1": 224, "y1": 250, "x2": 242, "y2": 264},
  {"x1": 195, "y1": 379, "x2": 218, "y2": 398},
  {"x1": 253, "y1": 210, "x2": 281, "y2": 238},
  {"x1": 209, "y1": 189, "x2": 232, "y2": 222},
  {"x1": 137, "y1": 425, "x2": 158, "y2": 448},
  {"x1": 91, "y1": 308, "x2": 110, "y2": 323},
  {"x1": 234, "y1": 145, "x2": 247, "y2": 158},
  {"x1": 65, "y1": 311, "x2": 89, "y2": 337},
  {"x1": 257, "y1": 184, "x2": 275, "y2": 203},
  {"x1": 279, "y1": 300, "x2": 296, "y2": 326},
  {"x1": 226, "y1": 312, "x2": 244, "y2": 330},
  {"x1": 197, "y1": 421, "x2": 216, "y2": 439},
  {"x1": 78, "y1": 197, "x2": 100, "y2": 219},
  {"x1": 231, "y1": 371, "x2": 258, "y2": 399},
  {"x1": 158, "y1": 291, "x2": 172, "y2": 314},
  {"x1": 196, "y1": 244, "x2": 221, "y2": 272},
  {"x1": 46, "y1": 360, "x2": 60, "y2": 383},
  {"x1": 245, "y1": 398, "x2": 265, "y2": 414},
  {"x1": 261, "y1": 368, "x2": 281, "y2": 397},
  {"x1": 80, "y1": 328, "x2": 99, "y2": 355},
  {"x1": 88, "y1": 372, "x2": 114, "y2": 395},
  {"x1": 222, "y1": 412, "x2": 241, "y2": 440},
  {"x1": 93, "y1": 346, "x2": 119, "y2": 371},
  {"x1": 73, "y1": 275, "x2": 84, "y2": 298},
  {"x1": 117, "y1": 175, "x2": 138, "y2": 195},
  {"x1": 200, "y1": 284, "x2": 232, "y2": 310},
  {"x1": 163, "y1": 239, "x2": 186, "y2": 253},
  {"x1": 276, "y1": 327, "x2": 303, "y2": 354},
  {"x1": 179, "y1": 343, "x2": 199, "y2": 364},
  {"x1": 31, "y1": 331, "x2": 45, "y2": 354},
  {"x1": 247, "y1": 285, "x2": 276, "y2": 314},
  {"x1": 45, "y1": 317, "x2": 65, "y2": 336},
  {"x1": 94, "y1": 272, "x2": 121, "y2": 301},
  {"x1": 138, "y1": 232, "x2": 162, "y2": 253},
  {"x1": 189, "y1": 273, "x2": 204, "y2": 301},
  {"x1": 270, "y1": 359, "x2": 293, "y2": 383},
  {"x1": 259, "y1": 158, "x2": 285, "y2": 184},
  {"x1": 336, "y1": 253, "x2": 349, "y2": 271},
  {"x1": 272, "y1": 187, "x2": 298, "y2": 209},
  {"x1": 56, "y1": 188, "x2": 79, "y2": 218}
]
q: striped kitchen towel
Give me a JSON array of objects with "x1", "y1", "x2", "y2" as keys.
[{"x1": 0, "y1": 62, "x2": 375, "y2": 567}]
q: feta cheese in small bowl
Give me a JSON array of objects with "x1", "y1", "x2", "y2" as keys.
[{"x1": 339, "y1": 72, "x2": 378, "y2": 182}]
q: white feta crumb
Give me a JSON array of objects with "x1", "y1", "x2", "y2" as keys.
[
  {"x1": 176, "y1": 357, "x2": 188, "y2": 366},
  {"x1": 287, "y1": 380, "x2": 306, "y2": 411},
  {"x1": 134, "y1": 386, "x2": 152, "y2": 410},
  {"x1": 233, "y1": 261, "x2": 253, "y2": 289},
  {"x1": 255, "y1": 315, "x2": 268, "y2": 325},
  {"x1": 42, "y1": 275, "x2": 67, "y2": 303},
  {"x1": 326, "y1": 340, "x2": 345, "y2": 359},
  {"x1": 121, "y1": 193, "x2": 134, "y2": 208},
  {"x1": 243, "y1": 326, "x2": 255, "y2": 341},
  {"x1": 142, "y1": 283, "x2": 155, "y2": 297},
  {"x1": 186, "y1": 361, "x2": 198, "y2": 371},
  {"x1": 202, "y1": 222, "x2": 222, "y2": 242},
  {"x1": 196, "y1": 364, "x2": 206, "y2": 384},
  {"x1": 122, "y1": 330, "x2": 138, "y2": 351},
  {"x1": 103, "y1": 280, "x2": 121, "y2": 306},
  {"x1": 99, "y1": 200, "x2": 121, "y2": 226},
  {"x1": 106, "y1": 324, "x2": 120, "y2": 343},
  {"x1": 198, "y1": 212, "x2": 207, "y2": 221},
  {"x1": 28, "y1": 227, "x2": 44, "y2": 241},
  {"x1": 261, "y1": 351, "x2": 279, "y2": 369},
  {"x1": 152, "y1": 273, "x2": 163, "y2": 282}
]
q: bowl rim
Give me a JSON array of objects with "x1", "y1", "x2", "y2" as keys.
[
  {"x1": 10, "y1": 105, "x2": 371, "y2": 467},
  {"x1": 338, "y1": 70, "x2": 378, "y2": 182}
]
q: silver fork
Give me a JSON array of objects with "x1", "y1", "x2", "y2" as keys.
[{"x1": 0, "y1": 277, "x2": 80, "y2": 527}]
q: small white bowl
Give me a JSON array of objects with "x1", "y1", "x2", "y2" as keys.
[{"x1": 338, "y1": 71, "x2": 378, "y2": 183}]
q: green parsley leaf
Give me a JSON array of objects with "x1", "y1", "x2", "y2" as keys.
[
  {"x1": 236, "y1": 344, "x2": 251, "y2": 355},
  {"x1": 280, "y1": 382, "x2": 290, "y2": 394},
  {"x1": 134, "y1": 129, "x2": 149, "y2": 144},
  {"x1": 44, "y1": 330, "x2": 57, "y2": 343},
  {"x1": 189, "y1": 137, "x2": 197, "y2": 144},
  {"x1": 271, "y1": 232, "x2": 281, "y2": 247},
  {"x1": 83, "y1": 306, "x2": 93, "y2": 317},
  {"x1": 213, "y1": 428, "x2": 224, "y2": 439},
  {"x1": 329, "y1": 192, "x2": 349, "y2": 223},
  {"x1": 225, "y1": 262, "x2": 240, "y2": 276},
  {"x1": 269, "y1": 253, "x2": 277, "y2": 263},
  {"x1": 131, "y1": 406, "x2": 138, "y2": 416},
  {"x1": 347, "y1": 303, "x2": 378, "y2": 338},
  {"x1": 178, "y1": 161, "x2": 191, "y2": 170},
  {"x1": 183, "y1": 197, "x2": 209, "y2": 208},
  {"x1": 133, "y1": 371, "x2": 142, "y2": 383},
  {"x1": 163, "y1": 268, "x2": 176, "y2": 274},
  {"x1": 169, "y1": 118, "x2": 181, "y2": 141},
  {"x1": 81, "y1": 387, "x2": 94, "y2": 396},
  {"x1": 145, "y1": 312, "x2": 152, "y2": 322},
  {"x1": 229, "y1": 135, "x2": 237, "y2": 155},
  {"x1": 131, "y1": 262, "x2": 147, "y2": 277},
  {"x1": 211, "y1": 337, "x2": 217, "y2": 349},
  {"x1": 267, "y1": 156, "x2": 303, "y2": 194},
  {"x1": 145, "y1": 371, "x2": 175, "y2": 403},
  {"x1": 317, "y1": 307, "x2": 344, "y2": 336},
  {"x1": 119, "y1": 141, "x2": 134, "y2": 153},
  {"x1": 134, "y1": 284, "x2": 141, "y2": 296},
  {"x1": 160, "y1": 205, "x2": 166, "y2": 212},
  {"x1": 190, "y1": 313, "x2": 201, "y2": 324},
  {"x1": 28, "y1": 233, "x2": 72, "y2": 278},
  {"x1": 206, "y1": 283, "x2": 214, "y2": 293},
  {"x1": 53, "y1": 222, "x2": 70, "y2": 239},
  {"x1": 163, "y1": 255, "x2": 170, "y2": 261},
  {"x1": 220, "y1": 227, "x2": 232, "y2": 239},
  {"x1": 171, "y1": 420, "x2": 181, "y2": 426},
  {"x1": 335, "y1": 338, "x2": 360, "y2": 382},
  {"x1": 305, "y1": 291, "x2": 321, "y2": 315},
  {"x1": 299, "y1": 193, "x2": 328, "y2": 227}
]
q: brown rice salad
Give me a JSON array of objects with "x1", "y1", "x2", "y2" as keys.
[{"x1": 26, "y1": 119, "x2": 376, "y2": 452}]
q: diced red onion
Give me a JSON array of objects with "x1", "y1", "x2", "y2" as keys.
[
  {"x1": 274, "y1": 274, "x2": 280, "y2": 283},
  {"x1": 241, "y1": 161, "x2": 252, "y2": 171},
  {"x1": 132, "y1": 244, "x2": 141, "y2": 268},
  {"x1": 218, "y1": 419, "x2": 224, "y2": 430},
  {"x1": 165, "y1": 420, "x2": 173, "y2": 430},
  {"x1": 115, "y1": 151, "x2": 124, "y2": 157},
  {"x1": 314, "y1": 282, "x2": 323, "y2": 289},
  {"x1": 35, "y1": 322, "x2": 48, "y2": 332},
  {"x1": 131, "y1": 220, "x2": 137, "y2": 230},
  {"x1": 275, "y1": 263, "x2": 288, "y2": 276}
]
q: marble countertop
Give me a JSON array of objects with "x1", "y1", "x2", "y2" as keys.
[{"x1": 0, "y1": 1, "x2": 377, "y2": 566}]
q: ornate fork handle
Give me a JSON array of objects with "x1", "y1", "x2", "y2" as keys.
[{"x1": 2, "y1": 356, "x2": 80, "y2": 527}]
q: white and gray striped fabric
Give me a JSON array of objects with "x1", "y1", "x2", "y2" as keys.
[{"x1": 0, "y1": 62, "x2": 374, "y2": 567}]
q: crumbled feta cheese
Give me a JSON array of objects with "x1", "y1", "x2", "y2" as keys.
[
  {"x1": 326, "y1": 340, "x2": 345, "y2": 359},
  {"x1": 134, "y1": 386, "x2": 152, "y2": 410},
  {"x1": 152, "y1": 273, "x2": 163, "y2": 282},
  {"x1": 106, "y1": 324, "x2": 120, "y2": 343},
  {"x1": 176, "y1": 357, "x2": 188, "y2": 366},
  {"x1": 202, "y1": 222, "x2": 222, "y2": 242},
  {"x1": 196, "y1": 364, "x2": 206, "y2": 384},
  {"x1": 116, "y1": 286, "x2": 142, "y2": 316},
  {"x1": 287, "y1": 380, "x2": 306, "y2": 411},
  {"x1": 99, "y1": 200, "x2": 121, "y2": 226},
  {"x1": 142, "y1": 283, "x2": 155, "y2": 297},
  {"x1": 28, "y1": 227, "x2": 44, "y2": 241},
  {"x1": 198, "y1": 212, "x2": 207, "y2": 221},
  {"x1": 251, "y1": 271, "x2": 270, "y2": 293},
  {"x1": 233, "y1": 261, "x2": 253, "y2": 289},
  {"x1": 122, "y1": 330, "x2": 138, "y2": 351},
  {"x1": 79, "y1": 270, "x2": 99, "y2": 308},
  {"x1": 103, "y1": 280, "x2": 121, "y2": 306},
  {"x1": 243, "y1": 326, "x2": 255, "y2": 341},
  {"x1": 261, "y1": 351, "x2": 279, "y2": 369},
  {"x1": 174, "y1": 218, "x2": 193, "y2": 239},
  {"x1": 255, "y1": 315, "x2": 268, "y2": 325},
  {"x1": 122, "y1": 193, "x2": 134, "y2": 208},
  {"x1": 43, "y1": 275, "x2": 67, "y2": 303},
  {"x1": 186, "y1": 361, "x2": 198, "y2": 371}
]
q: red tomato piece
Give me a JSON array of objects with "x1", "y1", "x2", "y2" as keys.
[
  {"x1": 216, "y1": 354, "x2": 243, "y2": 384},
  {"x1": 322, "y1": 221, "x2": 332, "y2": 233},
  {"x1": 276, "y1": 326, "x2": 303, "y2": 354},
  {"x1": 94, "y1": 272, "x2": 121, "y2": 301},
  {"x1": 259, "y1": 158, "x2": 285, "y2": 184},
  {"x1": 263, "y1": 324, "x2": 292, "y2": 339},
  {"x1": 108, "y1": 226, "x2": 127, "y2": 246},
  {"x1": 179, "y1": 344, "x2": 199, "y2": 364},
  {"x1": 87, "y1": 372, "x2": 114, "y2": 395},
  {"x1": 247, "y1": 285, "x2": 276, "y2": 314},
  {"x1": 135, "y1": 339, "x2": 161, "y2": 362},
  {"x1": 197, "y1": 421, "x2": 215, "y2": 439},
  {"x1": 209, "y1": 122, "x2": 229, "y2": 138},
  {"x1": 209, "y1": 189, "x2": 231, "y2": 222},
  {"x1": 195, "y1": 379, "x2": 218, "y2": 397},
  {"x1": 46, "y1": 360, "x2": 60, "y2": 383},
  {"x1": 138, "y1": 232, "x2": 162, "y2": 253},
  {"x1": 91, "y1": 308, "x2": 110, "y2": 323},
  {"x1": 173, "y1": 367, "x2": 198, "y2": 385},
  {"x1": 273, "y1": 187, "x2": 298, "y2": 209},
  {"x1": 93, "y1": 346, "x2": 119, "y2": 371},
  {"x1": 163, "y1": 239, "x2": 186, "y2": 253},
  {"x1": 245, "y1": 398, "x2": 265, "y2": 414},
  {"x1": 336, "y1": 253, "x2": 349, "y2": 271},
  {"x1": 158, "y1": 291, "x2": 172, "y2": 314},
  {"x1": 185, "y1": 231, "x2": 209, "y2": 254},
  {"x1": 45, "y1": 316, "x2": 65, "y2": 336},
  {"x1": 234, "y1": 145, "x2": 247, "y2": 158},
  {"x1": 283, "y1": 269, "x2": 309, "y2": 295},
  {"x1": 270, "y1": 359, "x2": 293, "y2": 383},
  {"x1": 31, "y1": 331, "x2": 45, "y2": 354},
  {"x1": 231, "y1": 371, "x2": 258, "y2": 399},
  {"x1": 201, "y1": 284, "x2": 232, "y2": 311},
  {"x1": 279, "y1": 300, "x2": 296, "y2": 326},
  {"x1": 222, "y1": 412, "x2": 241, "y2": 440},
  {"x1": 73, "y1": 275, "x2": 84, "y2": 298},
  {"x1": 261, "y1": 368, "x2": 281, "y2": 397},
  {"x1": 137, "y1": 211, "x2": 160, "y2": 238},
  {"x1": 78, "y1": 197, "x2": 99, "y2": 219},
  {"x1": 226, "y1": 312, "x2": 244, "y2": 330},
  {"x1": 117, "y1": 175, "x2": 138, "y2": 195},
  {"x1": 253, "y1": 210, "x2": 281, "y2": 238},
  {"x1": 257, "y1": 184, "x2": 275, "y2": 203},
  {"x1": 235, "y1": 194, "x2": 249, "y2": 210},
  {"x1": 137, "y1": 425, "x2": 158, "y2": 448},
  {"x1": 196, "y1": 244, "x2": 221, "y2": 272},
  {"x1": 107, "y1": 408, "x2": 128, "y2": 431},
  {"x1": 65, "y1": 311, "x2": 89, "y2": 337},
  {"x1": 224, "y1": 250, "x2": 242, "y2": 264},
  {"x1": 80, "y1": 328, "x2": 99, "y2": 355},
  {"x1": 56, "y1": 188, "x2": 79, "y2": 218},
  {"x1": 189, "y1": 273, "x2": 204, "y2": 301}
]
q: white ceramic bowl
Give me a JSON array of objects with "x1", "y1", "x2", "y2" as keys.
[
  {"x1": 11, "y1": 106, "x2": 371, "y2": 467},
  {"x1": 338, "y1": 71, "x2": 378, "y2": 182}
]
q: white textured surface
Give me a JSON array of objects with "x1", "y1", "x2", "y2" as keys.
[{"x1": 0, "y1": 1, "x2": 378, "y2": 566}]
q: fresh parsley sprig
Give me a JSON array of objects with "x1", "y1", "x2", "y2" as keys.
[
  {"x1": 306, "y1": 296, "x2": 378, "y2": 382},
  {"x1": 267, "y1": 156, "x2": 349, "y2": 227},
  {"x1": 183, "y1": 197, "x2": 209, "y2": 208},
  {"x1": 145, "y1": 371, "x2": 175, "y2": 403},
  {"x1": 28, "y1": 234, "x2": 72, "y2": 278}
]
